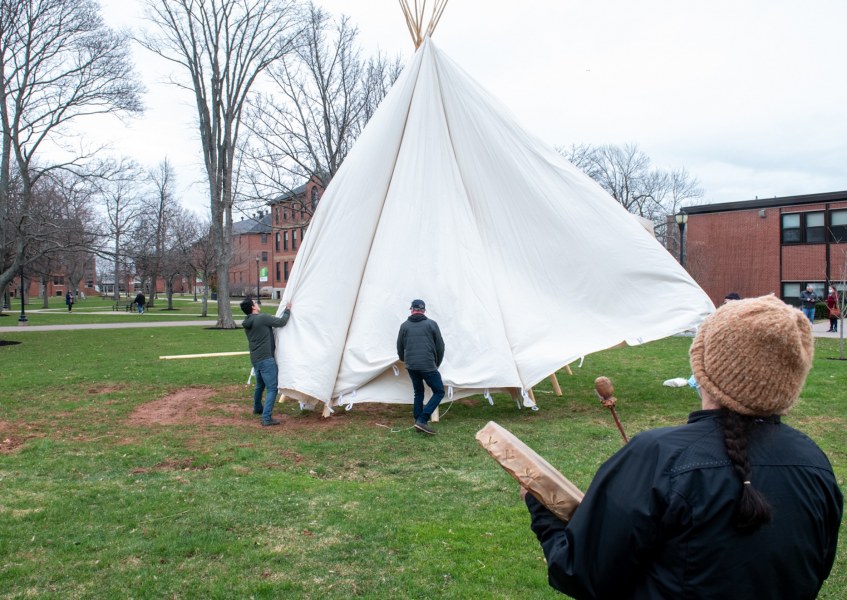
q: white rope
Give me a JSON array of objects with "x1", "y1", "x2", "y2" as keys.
[
  {"x1": 484, "y1": 390, "x2": 493, "y2": 405},
  {"x1": 247, "y1": 368, "x2": 255, "y2": 385},
  {"x1": 578, "y1": 356, "x2": 585, "y2": 368}
]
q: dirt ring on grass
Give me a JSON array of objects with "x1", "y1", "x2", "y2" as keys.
[{"x1": 126, "y1": 385, "x2": 411, "y2": 432}]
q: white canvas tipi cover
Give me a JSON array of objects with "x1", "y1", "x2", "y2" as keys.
[{"x1": 275, "y1": 38, "x2": 713, "y2": 411}]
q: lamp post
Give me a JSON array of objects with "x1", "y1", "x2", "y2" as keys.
[
  {"x1": 675, "y1": 209, "x2": 689, "y2": 267},
  {"x1": 255, "y1": 255, "x2": 261, "y2": 305},
  {"x1": 18, "y1": 264, "x2": 28, "y2": 325}
]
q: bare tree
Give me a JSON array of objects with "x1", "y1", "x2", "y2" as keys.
[
  {"x1": 94, "y1": 158, "x2": 146, "y2": 300},
  {"x1": 139, "y1": 0, "x2": 301, "y2": 328},
  {"x1": 0, "y1": 0, "x2": 142, "y2": 296},
  {"x1": 244, "y1": 2, "x2": 401, "y2": 217},
  {"x1": 157, "y1": 205, "x2": 200, "y2": 310},
  {"x1": 129, "y1": 158, "x2": 177, "y2": 306},
  {"x1": 184, "y1": 219, "x2": 215, "y2": 317},
  {"x1": 560, "y1": 143, "x2": 704, "y2": 245}
]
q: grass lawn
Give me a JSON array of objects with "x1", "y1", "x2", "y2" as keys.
[{"x1": 0, "y1": 326, "x2": 844, "y2": 598}]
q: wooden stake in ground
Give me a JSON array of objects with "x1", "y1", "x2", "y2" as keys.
[
  {"x1": 594, "y1": 376, "x2": 629, "y2": 443},
  {"x1": 549, "y1": 373, "x2": 562, "y2": 396}
]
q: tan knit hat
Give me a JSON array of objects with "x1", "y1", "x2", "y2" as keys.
[{"x1": 689, "y1": 295, "x2": 814, "y2": 416}]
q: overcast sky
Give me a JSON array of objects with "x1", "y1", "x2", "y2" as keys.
[{"x1": 94, "y1": 0, "x2": 847, "y2": 215}]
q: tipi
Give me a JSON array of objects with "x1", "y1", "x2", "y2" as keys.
[{"x1": 274, "y1": 5, "x2": 713, "y2": 414}]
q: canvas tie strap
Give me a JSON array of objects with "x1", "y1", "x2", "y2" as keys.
[
  {"x1": 522, "y1": 389, "x2": 539, "y2": 411},
  {"x1": 392, "y1": 365, "x2": 400, "y2": 376},
  {"x1": 447, "y1": 386, "x2": 454, "y2": 400},
  {"x1": 484, "y1": 390, "x2": 493, "y2": 405},
  {"x1": 345, "y1": 390, "x2": 357, "y2": 411},
  {"x1": 578, "y1": 356, "x2": 585, "y2": 368},
  {"x1": 247, "y1": 368, "x2": 255, "y2": 385}
]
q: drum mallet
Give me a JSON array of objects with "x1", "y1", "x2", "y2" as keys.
[{"x1": 594, "y1": 376, "x2": 629, "y2": 443}]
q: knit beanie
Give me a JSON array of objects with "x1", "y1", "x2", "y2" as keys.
[{"x1": 689, "y1": 295, "x2": 814, "y2": 416}]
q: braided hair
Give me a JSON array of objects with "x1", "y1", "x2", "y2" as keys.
[{"x1": 721, "y1": 408, "x2": 772, "y2": 533}]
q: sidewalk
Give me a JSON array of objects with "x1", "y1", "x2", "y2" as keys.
[{"x1": 0, "y1": 319, "x2": 220, "y2": 333}]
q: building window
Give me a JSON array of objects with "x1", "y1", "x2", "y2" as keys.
[
  {"x1": 284, "y1": 231, "x2": 288, "y2": 250},
  {"x1": 261, "y1": 233, "x2": 268, "y2": 244},
  {"x1": 806, "y1": 212, "x2": 824, "y2": 243},
  {"x1": 275, "y1": 233, "x2": 280, "y2": 251},
  {"x1": 783, "y1": 282, "x2": 826, "y2": 307},
  {"x1": 311, "y1": 186, "x2": 319, "y2": 210},
  {"x1": 831, "y1": 210, "x2": 847, "y2": 242},
  {"x1": 53, "y1": 276, "x2": 65, "y2": 285},
  {"x1": 284, "y1": 261, "x2": 289, "y2": 281},
  {"x1": 261, "y1": 251, "x2": 268, "y2": 262},
  {"x1": 274, "y1": 209, "x2": 279, "y2": 225},
  {"x1": 292, "y1": 230, "x2": 297, "y2": 251},
  {"x1": 275, "y1": 262, "x2": 281, "y2": 281},
  {"x1": 781, "y1": 211, "x2": 825, "y2": 244},
  {"x1": 781, "y1": 214, "x2": 801, "y2": 243}
]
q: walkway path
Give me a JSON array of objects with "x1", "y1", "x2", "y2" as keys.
[{"x1": 0, "y1": 320, "x2": 221, "y2": 333}]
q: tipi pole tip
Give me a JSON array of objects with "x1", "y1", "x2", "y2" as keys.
[{"x1": 399, "y1": 0, "x2": 449, "y2": 48}]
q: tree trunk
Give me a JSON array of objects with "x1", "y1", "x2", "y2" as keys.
[{"x1": 41, "y1": 274, "x2": 49, "y2": 308}]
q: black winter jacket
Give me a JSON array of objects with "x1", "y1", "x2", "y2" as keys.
[
  {"x1": 526, "y1": 410, "x2": 843, "y2": 600},
  {"x1": 242, "y1": 310, "x2": 290, "y2": 364},
  {"x1": 396, "y1": 314, "x2": 445, "y2": 372}
]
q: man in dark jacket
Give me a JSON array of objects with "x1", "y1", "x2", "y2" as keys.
[
  {"x1": 800, "y1": 283, "x2": 819, "y2": 324},
  {"x1": 134, "y1": 291, "x2": 145, "y2": 314},
  {"x1": 396, "y1": 299, "x2": 445, "y2": 435},
  {"x1": 240, "y1": 297, "x2": 291, "y2": 426},
  {"x1": 524, "y1": 296, "x2": 843, "y2": 599}
]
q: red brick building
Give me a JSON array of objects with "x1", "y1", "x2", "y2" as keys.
[
  {"x1": 230, "y1": 177, "x2": 323, "y2": 300},
  {"x1": 682, "y1": 190, "x2": 847, "y2": 306}
]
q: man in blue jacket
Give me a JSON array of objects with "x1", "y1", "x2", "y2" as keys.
[
  {"x1": 396, "y1": 299, "x2": 445, "y2": 435},
  {"x1": 241, "y1": 297, "x2": 291, "y2": 426}
]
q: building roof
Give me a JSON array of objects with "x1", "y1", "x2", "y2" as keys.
[
  {"x1": 684, "y1": 190, "x2": 847, "y2": 215},
  {"x1": 232, "y1": 211, "x2": 272, "y2": 235}
]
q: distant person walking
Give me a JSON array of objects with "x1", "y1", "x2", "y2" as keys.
[
  {"x1": 65, "y1": 290, "x2": 74, "y2": 312},
  {"x1": 240, "y1": 297, "x2": 292, "y2": 426},
  {"x1": 826, "y1": 286, "x2": 840, "y2": 333},
  {"x1": 134, "y1": 291, "x2": 146, "y2": 314},
  {"x1": 397, "y1": 299, "x2": 445, "y2": 435},
  {"x1": 800, "y1": 284, "x2": 819, "y2": 324}
]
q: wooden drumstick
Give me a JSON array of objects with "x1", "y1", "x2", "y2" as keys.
[{"x1": 594, "y1": 376, "x2": 628, "y2": 443}]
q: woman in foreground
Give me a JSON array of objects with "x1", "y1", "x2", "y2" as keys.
[{"x1": 525, "y1": 295, "x2": 843, "y2": 599}]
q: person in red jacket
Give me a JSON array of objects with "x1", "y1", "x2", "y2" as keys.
[{"x1": 826, "y1": 286, "x2": 839, "y2": 333}]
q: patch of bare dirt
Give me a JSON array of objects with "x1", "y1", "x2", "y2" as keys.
[
  {"x1": 0, "y1": 419, "x2": 41, "y2": 454},
  {"x1": 126, "y1": 387, "x2": 240, "y2": 426},
  {"x1": 86, "y1": 384, "x2": 124, "y2": 395}
]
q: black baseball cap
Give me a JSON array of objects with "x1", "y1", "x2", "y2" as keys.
[{"x1": 410, "y1": 299, "x2": 426, "y2": 310}]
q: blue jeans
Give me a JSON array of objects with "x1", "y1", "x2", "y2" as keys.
[
  {"x1": 252, "y1": 357, "x2": 278, "y2": 422},
  {"x1": 137, "y1": 303, "x2": 143, "y2": 314},
  {"x1": 407, "y1": 369, "x2": 444, "y2": 424},
  {"x1": 802, "y1": 306, "x2": 815, "y2": 324}
]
